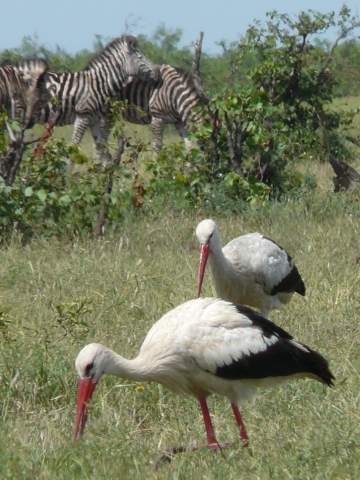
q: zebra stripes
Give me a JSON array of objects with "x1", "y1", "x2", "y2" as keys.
[
  {"x1": 0, "y1": 59, "x2": 49, "y2": 130},
  {"x1": 38, "y1": 35, "x2": 160, "y2": 165},
  {"x1": 114, "y1": 64, "x2": 206, "y2": 152}
]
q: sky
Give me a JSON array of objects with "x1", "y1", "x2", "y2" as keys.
[{"x1": 2, "y1": 1, "x2": 360, "y2": 56}]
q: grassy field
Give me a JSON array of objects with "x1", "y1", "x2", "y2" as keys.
[
  {"x1": 2, "y1": 116, "x2": 360, "y2": 478},
  {"x1": 25, "y1": 119, "x2": 176, "y2": 163}
]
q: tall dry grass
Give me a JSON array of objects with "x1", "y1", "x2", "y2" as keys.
[
  {"x1": 0, "y1": 184, "x2": 359, "y2": 478},
  {"x1": 2, "y1": 99, "x2": 360, "y2": 478}
]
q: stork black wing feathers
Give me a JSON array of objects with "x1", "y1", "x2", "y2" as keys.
[{"x1": 214, "y1": 305, "x2": 334, "y2": 386}]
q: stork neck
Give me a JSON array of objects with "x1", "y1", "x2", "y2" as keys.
[
  {"x1": 104, "y1": 350, "x2": 150, "y2": 383},
  {"x1": 209, "y1": 233, "x2": 232, "y2": 272},
  {"x1": 209, "y1": 228, "x2": 224, "y2": 255},
  {"x1": 209, "y1": 248, "x2": 234, "y2": 277}
]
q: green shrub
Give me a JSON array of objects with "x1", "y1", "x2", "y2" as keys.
[{"x1": 0, "y1": 138, "x2": 137, "y2": 241}]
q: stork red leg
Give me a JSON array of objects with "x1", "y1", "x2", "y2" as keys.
[
  {"x1": 231, "y1": 403, "x2": 249, "y2": 447},
  {"x1": 75, "y1": 298, "x2": 334, "y2": 464},
  {"x1": 157, "y1": 397, "x2": 225, "y2": 465},
  {"x1": 199, "y1": 397, "x2": 217, "y2": 446}
]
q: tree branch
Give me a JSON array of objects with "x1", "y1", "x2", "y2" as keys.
[
  {"x1": 224, "y1": 112, "x2": 244, "y2": 176},
  {"x1": 329, "y1": 153, "x2": 360, "y2": 192},
  {"x1": 0, "y1": 136, "x2": 25, "y2": 186},
  {"x1": 316, "y1": 21, "x2": 360, "y2": 91},
  {"x1": 191, "y1": 32, "x2": 210, "y2": 104},
  {"x1": 93, "y1": 133, "x2": 126, "y2": 238}
]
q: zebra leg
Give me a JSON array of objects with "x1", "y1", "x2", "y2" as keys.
[
  {"x1": 91, "y1": 117, "x2": 112, "y2": 168},
  {"x1": 151, "y1": 117, "x2": 166, "y2": 154},
  {"x1": 174, "y1": 122, "x2": 193, "y2": 150},
  {"x1": 69, "y1": 116, "x2": 91, "y2": 168},
  {"x1": 175, "y1": 122, "x2": 199, "y2": 151},
  {"x1": 72, "y1": 115, "x2": 90, "y2": 145},
  {"x1": 174, "y1": 122, "x2": 201, "y2": 173}
]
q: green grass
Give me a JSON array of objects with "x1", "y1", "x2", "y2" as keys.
[
  {"x1": 25, "y1": 120, "x2": 180, "y2": 168},
  {"x1": 2, "y1": 98, "x2": 360, "y2": 478},
  {"x1": 0, "y1": 192, "x2": 359, "y2": 478}
]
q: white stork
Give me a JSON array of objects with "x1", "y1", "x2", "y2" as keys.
[
  {"x1": 196, "y1": 219, "x2": 306, "y2": 318},
  {"x1": 74, "y1": 298, "x2": 334, "y2": 457}
]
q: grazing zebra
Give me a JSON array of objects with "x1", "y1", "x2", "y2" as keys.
[
  {"x1": 110, "y1": 64, "x2": 208, "y2": 152},
  {"x1": 38, "y1": 35, "x2": 160, "y2": 165},
  {"x1": 0, "y1": 59, "x2": 49, "y2": 130}
]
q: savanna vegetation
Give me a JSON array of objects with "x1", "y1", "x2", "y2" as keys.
[{"x1": 0, "y1": 6, "x2": 360, "y2": 479}]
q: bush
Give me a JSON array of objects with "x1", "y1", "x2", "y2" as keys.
[{"x1": 0, "y1": 138, "x2": 138, "y2": 242}]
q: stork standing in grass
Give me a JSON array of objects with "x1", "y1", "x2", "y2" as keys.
[
  {"x1": 196, "y1": 219, "x2": 306, "y2": 318},
  {"x1": 74, "y1": 297, "x2": 334, "y2": 457}
]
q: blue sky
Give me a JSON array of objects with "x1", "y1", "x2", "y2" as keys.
[{"x1": 3, "y1": 1, "x2": 360, "y2": 56}]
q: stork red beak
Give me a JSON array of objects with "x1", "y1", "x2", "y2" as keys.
[
  {"x1": 73, "y1": 377, "x2": 98, "y2": 442},
  {"x1": 197, "y1": 244, "x2": 210, "y2": 297}
]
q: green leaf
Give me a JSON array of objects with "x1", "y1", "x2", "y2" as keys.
[
  {"x1": 24, "y1": 187, "x2": 33, "y2": 197},
  {"x1": 223, "y1": 172, "x2": 240, "y2": 186},
  {"x1": 59, "y1": 194, "x2": 71, "y2": 205},
  {"x1": 37, "y1": 190, "x2": 47, "y2": 202}
]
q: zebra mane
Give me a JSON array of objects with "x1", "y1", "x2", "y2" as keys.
[
  {"x1": 162, "y1": 64, "x2": 196, "y2": 88},
  {"x1": 18, "y1": 58, "x2": 49, "y2": 74},
  {"x1": 166, "y1": 65, "x2": 186, "y2": 75},
  {"x1": 84, "y1": 34, "x2": 140, "y2": 70},
  {"x1": 0, "y1": 58, "x2": 48, "y2": 73}
]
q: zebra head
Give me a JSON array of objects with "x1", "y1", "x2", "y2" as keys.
[
  {"x1": 85, "y1": 35, "x2": 161, "y2": 91},
  {"x1": 17, "y1": 59, "x2": 51, "y2": 129},
  {"x1": 121, "y1": 35, "x2": 161, "y2": 84}
]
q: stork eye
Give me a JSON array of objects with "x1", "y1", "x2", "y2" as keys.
[{"x1": 85, "y1": 361, "x2": 94, "y2": 378}]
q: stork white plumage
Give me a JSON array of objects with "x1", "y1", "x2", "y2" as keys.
[
  {"x1": 196, "y1": 219, "x2": 306, "y2": 318},
  {"x1": 74, "y1": 298, "x2": 334, "y2": 456}
]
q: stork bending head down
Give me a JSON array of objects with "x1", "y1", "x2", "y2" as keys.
[
  {"x1": 196, "y1": 219, "x2": 306, "y2": 318},
  {"x1": 74, "y1": 298, "x2": 334, "y2": 457}
]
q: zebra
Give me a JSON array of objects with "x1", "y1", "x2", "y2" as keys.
[
  {"x1": 38, "y1": 34, "x2": 160, "y2": 165},
  {"x1": 108, "y1": 64, "x2": 208, "y2": 152},
  {"x1": 0, "y1": 58, "x2": 49, "y2": 131}
]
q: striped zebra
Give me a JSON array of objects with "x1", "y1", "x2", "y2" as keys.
[
  {"x1": 110, "y1": 64, "x2": 207, "y2": 152},
  {"x1": 38, "y1": 35, "x2": 160, "y2": 165},
  {"x1": 0, "y1": 59, "x2": 49, "y2": 130}
]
